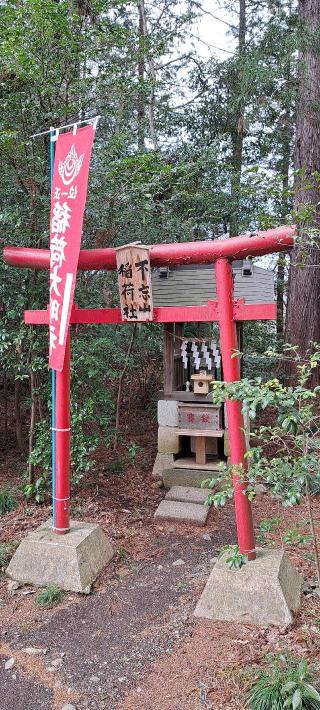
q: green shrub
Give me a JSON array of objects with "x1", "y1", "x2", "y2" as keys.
[
  {"x1": 219, "y1": 544, "x2": 248, "y2": 569},
  {"x1": 0, "y1": 488, "x2": 17, "y2": 515},
  {"x1": 247, "y1": 654, "x2": 320, "y2": 710},
  {"x1": 0, "y1": 541, "x2": 18, "y2": 572},
  {"x1": 36, "y1": 584, "x2": 65, "y2": 608}
]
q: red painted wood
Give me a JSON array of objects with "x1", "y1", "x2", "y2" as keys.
[
  {"x1": 53, "y1": 329, "x2": 70, "y2": 534},
  {"x1": 4, "y1": 226, "x2": 295, "y2": 271},
  {"x1": 153, "y1": 304, "x2": 219, "y2": 322},
  {"x1": 216, "y1": 257, "x2": 256, "y2": 560},
  {"x1": 232, "y1": 302, "x2": 276, "y2": 320},
  {"x1": 25, "y1": 301, "x2": 275, "y2": 325},
  {"x1": 25, "y1": 309, "x2": 49, "y2": 324}
]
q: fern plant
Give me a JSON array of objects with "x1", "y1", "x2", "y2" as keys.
[
  {"x1": 247, "y1": 655, "x2": 320, "y2": 710},
  {"x1": 0, "y1": 488, "x2": 17, "y2": 515}
]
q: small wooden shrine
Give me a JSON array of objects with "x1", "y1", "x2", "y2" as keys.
[{"x1": 152, "y1": 261, "x2": 274, "y2": 480}]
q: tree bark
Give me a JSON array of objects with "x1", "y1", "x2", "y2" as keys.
[
  {"x1": 137, "y1": 2, "x2": 146, "y2": 151},
  {"x1": 14, "y1": 379, "x2": 25, "y2": 452},
  {"x1": 28, "y1": 369, "x2": 36, "y2": 485},
  {"x1": 137, "y1": 1, "x2": 158, "y2": 150},
  {"x1": 3, "y1": 370, "x2": 8, "y2": 441},
  {"x1": 230, "y1": 0, "x2": 246, "y2": 237},
  {"x1": 113, "y1": 324, "x2": 137, "y2": 450},
  {"x1": 277, "y1": 57, "x2": 292, "y2": 338},
  {"x1": 285, "y1": 0, "x2": 320, "y2": 377}
]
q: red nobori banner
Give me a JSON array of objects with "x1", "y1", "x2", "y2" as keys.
[{"x1": 49, "y1": 124, "x2": 95, "y2": 371}]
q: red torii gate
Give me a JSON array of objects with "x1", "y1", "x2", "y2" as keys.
[{"x1": 3, "y1": 226, "x2": 295, "y2": 560}]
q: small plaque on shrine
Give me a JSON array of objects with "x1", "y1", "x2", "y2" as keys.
[
  {"x1": 115, "y1": 243, "x2": 154, "y2": 322},
  {"x1": 178, "y1": 403, "x2": 222, "y2": 431}
]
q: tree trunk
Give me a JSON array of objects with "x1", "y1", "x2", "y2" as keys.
[
  {"x1": 230, "y1": 0, "x2": 246, "y2": 237},
  {"x1": 276, "y1": 254, "x2": 286, "y2": 337},
  {"x1": 14, "y1": 379, "x2": 25, "y2": 452},
  {"x1": 113, "y1": 324, "x2": 137, "y2": 450},
  {"x1": 137, "y1": 1, "x2": 158, "y2": 151},
  {"x1": 277, "y1": 58, "x2": 292, "y2": 338},
  {"x1": 28, "y1": 369, "x2": 36, "y2": 485},
  {"x1": 137, "y1": 2, "x2": 146, "y2": 151},
  {"x1": 285, "y1": 0, "x2": 320, "y2": 377},
  {"x1": 3, "y1": 370, "x2": 8, "y2": 441}
]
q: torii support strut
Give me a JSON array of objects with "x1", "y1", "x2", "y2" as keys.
[{"x1": 3, "y1": 226, "x2": 295, "y2": 557}]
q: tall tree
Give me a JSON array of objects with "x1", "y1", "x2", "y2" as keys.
[
  {"x1": 229, "y1": 0, "x2": 246, "y2": 237},
  {"x1": 285, "y1": 0, "x2": 320, "y2": 373}
]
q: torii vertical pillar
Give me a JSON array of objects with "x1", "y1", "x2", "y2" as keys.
[
  {"x1": 53, "y1": 329, "x2": 71, "y2": 534},
  {"x1": 215, "y1": 257, "x2": 256, "y2": 560},
  {"x1": 7, "y1": 330, "x2": 114, "y2": 592}
]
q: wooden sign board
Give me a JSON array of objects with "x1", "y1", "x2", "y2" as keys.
[{"x1": 115, "y1": 244, "x2": 154, "y2": 322}]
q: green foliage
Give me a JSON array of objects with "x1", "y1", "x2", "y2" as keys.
[
  {"x1": 259, "y1": 516, "x2": 282, "y2": 534},
  {"x1": 24, "y1": 477, "x2": 46, "y2": 504},
  {"x1": 28, "y1": 399, "x2": 98, "y2": 501},
  {"x1": 257, "y1": 516, "x2": 281, "y2": 546},
  {"x1": 0, "y1": 488, "x2": 17, "y2": 515},
  {"x1": 220, "y1": 544, "x2": 248, "y2": 570},
  {"x1": 247, "y1": 654, "x2": 320, "y2": 710},
  {"x1": 206, "y1": 345, "x2": 320, "y2": 579},
  {"x1": 0, "y1": 0, "x2": 305, "y2": 507},
  {"x1": 208, "y1": 345, "x2": 320, "y2": 509},
  {"x1": 283, "y1": 527, "x2": 312, "y2": 546},
  {"x1": 36, "y1": 584, "x2": 65, "y2": 609},
  {"x1": 126, "y1": 442, "x2": 141, "y2": 461},
  {"x1": 0, "y1": 541, "x2": 18, "y2": 572}
]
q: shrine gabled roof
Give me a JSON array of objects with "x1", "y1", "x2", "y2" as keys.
[{"x1": 151, "y1": 261, "x2": 274, "y2": 307}]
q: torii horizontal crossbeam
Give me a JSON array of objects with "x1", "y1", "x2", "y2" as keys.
[
  {"x1": 25, "y1": 301, "x2": 276, "y2": 325},
  {"x1": 3, "y1": 226, "x2": 295, "y2": 271}
]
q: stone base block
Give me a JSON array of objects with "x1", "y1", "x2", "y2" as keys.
[
  {"x1": 158, "y1": 426, "x2": 180, "y2": 454},
  {"x1": 157, "y1": 400, "x2": 179, "y2": 427},
  {"x1": 194, "y1": 549, "x2": 302, "y2": 627},
  {"x1": 152, "y1": 453, "x2": 174, "y2": 479},
  {"x1": 163, "y1": 467, "x2": 210, "y2": 488},
  {"x1": 166, "y1": 485, "x2": 210, "y2": 505},
  {"x1": 154, "y1": 500, "x2": 209, "y2": 526},
  {"x1": 6, "y1": 519, "x2": 114, "y2": 594}
]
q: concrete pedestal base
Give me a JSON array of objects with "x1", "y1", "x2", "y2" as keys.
[
  {"x1": 6, "y1": 519, "x2": 114, "y2": 594},
  {"x1": 194, "y1": 549, "x2": 302, "y2": 627}
]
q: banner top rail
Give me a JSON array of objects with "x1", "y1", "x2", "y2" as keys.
[{"x1": 30, "y1": 116, "x2": 100, "y2": 140}]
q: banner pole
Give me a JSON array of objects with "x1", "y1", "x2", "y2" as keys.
[{"x1": 49, "y1": 128, "x2": 56, "y2": 531}]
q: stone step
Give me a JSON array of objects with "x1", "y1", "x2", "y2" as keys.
[
  {"x1": 154, "y1": 500, "x2": 209, "y2": 526},
  {"x1": 163, "y1": 467, "x2": 216, "y2": 489},
  {"x1": 165, "y1": 485, "x2": 210, "y2": 505}
]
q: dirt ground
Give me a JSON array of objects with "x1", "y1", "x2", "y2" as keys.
[{"x1": 1, "y1": 419, "x2": 320, "y2": 710}]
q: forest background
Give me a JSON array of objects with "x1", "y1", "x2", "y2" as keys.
[{"x1": 0, "y1": 0, "x2": 319, "y2": 497}]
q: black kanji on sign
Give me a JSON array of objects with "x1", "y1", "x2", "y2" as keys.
[
  {"x1": 139, "y1": 303, "x2": 151, "y2": 313},
  {"x1": 121, "y1": 282, "x2": 135, "y2": 299},
  {"x1": 138, "y1": 284, "x2": 150, "y2": 300},
  {"x1": 118, "y1": 262, "x2": 132, "y2": 279},
  {"x1": 123, "y1": 304, "x2": 138, "y2": 319},
  {"x1": 135, "y1": 259, "x2": 149, "y2": 279}
]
